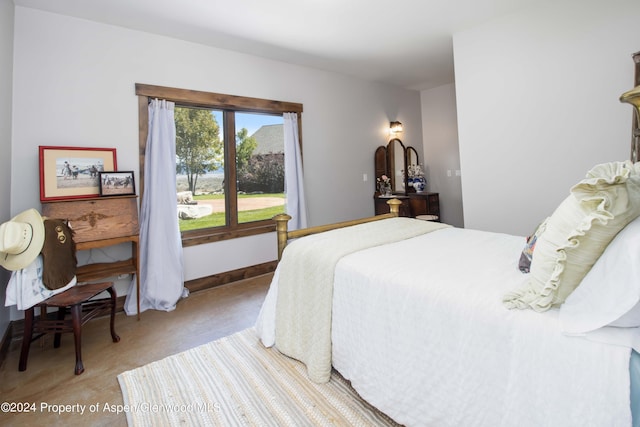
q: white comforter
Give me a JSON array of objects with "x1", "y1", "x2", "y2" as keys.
[
  {"x1": 274, "y1": 217, "x2": 448, "y2": 383},
  {"x1": 257, "y1": 226, "x2": 633, "y2": 427}
]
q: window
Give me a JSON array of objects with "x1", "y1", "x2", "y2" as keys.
[
  {"x1": 175, "y1": 107, "x2": 285, "y2": 229},
  {"x1": 136, "y1": 84, "x2": 303, "y2": 247}
]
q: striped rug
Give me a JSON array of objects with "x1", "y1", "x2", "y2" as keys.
[{"x1": 117, "y1": 328, "x2": 401, "y2": 426}]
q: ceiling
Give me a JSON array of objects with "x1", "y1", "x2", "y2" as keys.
[{"x1": 13, "y1": 0, "x2": 548, "y2": 91}]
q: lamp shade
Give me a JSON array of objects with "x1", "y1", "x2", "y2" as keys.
[{"x1": 389, "y1": 121, "x2": 403, "y2": 133}]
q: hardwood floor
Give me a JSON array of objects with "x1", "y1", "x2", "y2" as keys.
[{"x1": 0, "y1": 273, "x2": 272, "y2": 426}]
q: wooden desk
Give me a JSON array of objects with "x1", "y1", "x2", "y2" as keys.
[{"x1": 41, "y1": 195, "x2": 141, "y2": 319}]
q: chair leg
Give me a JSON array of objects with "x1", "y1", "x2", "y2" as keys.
[
  {"x1": 70, "y1": 304, "x2": 84, "y2": 375},
  {"x1": 54, "y1": 307, "x2": 66, "y2": 348},
  {"x1": 18, "y1": 307, "x2": 35, "y2": 372},
  {"x1": 107, "y1": 286, "x2": 120, "y2": 343}
]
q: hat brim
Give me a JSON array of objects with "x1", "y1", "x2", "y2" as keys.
[{"x1": 0, "y1": 209, "x2": 45, "y2": 271}]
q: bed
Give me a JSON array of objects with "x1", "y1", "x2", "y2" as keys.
[{"x1": 256, "y1": 161, "x2": 640, "y2": 427}]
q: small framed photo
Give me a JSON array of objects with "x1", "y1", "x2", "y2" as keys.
[
  {"x1": 99, "y1": 171, "x2": 136, "y2": 197},
  {"x1": 39, "y1": 146, "x2": 117, "y2": 201}
]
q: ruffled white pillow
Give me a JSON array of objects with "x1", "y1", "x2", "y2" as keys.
[
  {"x1": 503, "y1": 161, "x2": 640, "y2": 312},
  {"x1": 559, "y1": 214, "x2": 640, "y2": 333}
]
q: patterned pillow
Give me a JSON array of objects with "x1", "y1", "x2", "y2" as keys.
[
  {"x1": 518, "y1": 219, "x2": 548, "y2": 273},
  {"x1": 503, "y1": 161, "x2": 640, "y2": 312}
]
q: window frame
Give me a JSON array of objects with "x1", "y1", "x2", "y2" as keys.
[{"x1": 135, "y1": 83, "x2": 303, "y2": 247}]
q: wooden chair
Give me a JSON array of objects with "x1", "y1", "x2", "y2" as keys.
[{"x1": 19, "y1": 281, "x2": 120, "y2": 375}]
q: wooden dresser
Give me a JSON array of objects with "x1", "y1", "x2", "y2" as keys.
[
  {"x1": 373, "y1": 139, "x2": 440, "y2": 221},
  {"x1": 374, "y1": 192, "x2": 440, "y2": 219},
  {"x1": 41, "y1": 195, "x2": 141, "y2": 319}
]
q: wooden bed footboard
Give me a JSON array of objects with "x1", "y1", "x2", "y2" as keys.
[{"x1": 273, "y1": 198, "x2": 402, "y2": 260}]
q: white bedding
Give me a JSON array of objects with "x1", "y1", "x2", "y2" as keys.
[
  {"x1": 257, "y1": 226, "x2": 633, "y2": 426},
  {"x1": 273, "y1": 217, "x2": 447, "y2": 383}
]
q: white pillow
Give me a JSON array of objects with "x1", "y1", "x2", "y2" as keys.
[
  {"x1": 559, "y1": 214, "x2": 640, "y2": 334},
  {"x1": 503, "y1": 161, "x2": 640, "y2": 312}
]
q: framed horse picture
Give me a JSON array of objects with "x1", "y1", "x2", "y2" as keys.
[
  {"x1": 39, "y1": 146, "x2": 117, "y2": 201},
  {"x1": 99, "y1": 171, "x2": 136, "y2": 197}
]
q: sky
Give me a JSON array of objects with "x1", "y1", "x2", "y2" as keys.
[{"x1": 212, "y1": 111, "x2": 283, "y2": 136}]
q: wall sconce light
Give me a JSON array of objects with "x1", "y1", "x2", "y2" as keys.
[{"x1": 389, "y1": 121, "x2": 403, "y2": 134}]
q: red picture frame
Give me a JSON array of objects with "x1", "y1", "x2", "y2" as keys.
[{"x1": 39, "y1": 146, "x2": 118, "y2": 202}]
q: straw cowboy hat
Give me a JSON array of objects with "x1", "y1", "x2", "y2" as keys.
[{"x1": 0, "y1": 209, "x2": 45, "y2": 271}]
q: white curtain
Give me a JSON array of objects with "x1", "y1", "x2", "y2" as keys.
[
  {"x1": 283, "y1": 112, "x2": 308, "y2": 230},
  {"x1": 125, "y1": 99, "x2": 185, "y2": 315}
]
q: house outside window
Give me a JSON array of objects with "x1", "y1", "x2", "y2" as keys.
[{"x1": 136, "y1": 84, "x2": 303, "y2": 247}]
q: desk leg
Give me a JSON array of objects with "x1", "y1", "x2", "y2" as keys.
[{"x1": 19, "y1": 307, "x2": 35, "y2": 371}]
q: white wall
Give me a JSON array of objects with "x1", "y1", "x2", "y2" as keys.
[
  {"x1": 454, "y1": 0, "x2": 640, "y2": 236},
  {"x1": 9, "y1": 7, "x2": 422, "y2": 318},
  {"x1": 420, "y1": 83, "x2": 463, "y2": 227},
  {"x1": 0, "y1": 0, "x2": 15, "y2": 334}
]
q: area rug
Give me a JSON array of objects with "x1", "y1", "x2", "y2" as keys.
[{"x1": 117, "y1": 328, "x2": 401, "y2": 426}]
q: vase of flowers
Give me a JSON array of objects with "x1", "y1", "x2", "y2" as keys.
[
  {"x1": 377, "y1": 175, "x2": 392, "y2": 196},
  {"x1": 413, "y1": 176, "x2": 426, "y2": 192},
  {"x1": 408, "y1": 164, "x2": 426, "y2": 193}
]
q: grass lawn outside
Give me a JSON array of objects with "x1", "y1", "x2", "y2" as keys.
[{"x1": 179, "y1": 193, "x2": 285, "y2": 231}]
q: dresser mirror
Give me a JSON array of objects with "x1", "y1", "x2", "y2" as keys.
[
  {"x1": 374, "y1": 146, "x2": 387, "y2": 183},
  {"x1": 374, "y1": 139, "x2": 420, "y2": 195},
  {"x1": 406, "y1": 146, "x2": 419, "y2": 171},
  {"x1": 387, "y1": 138, "x2": 406, "y2": 193}
]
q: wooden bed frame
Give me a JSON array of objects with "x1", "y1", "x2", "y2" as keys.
[{"x1": 273, "y1": 198, "x2": 402, "y2": 260}]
